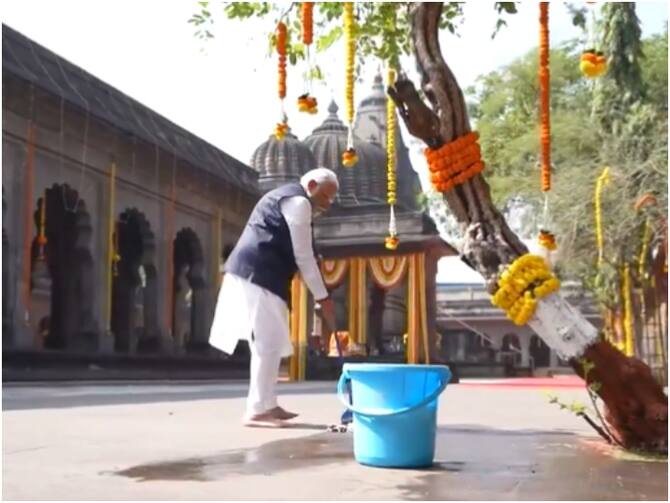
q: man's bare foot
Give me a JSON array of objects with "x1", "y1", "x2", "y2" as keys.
[
  {"x1": 243, "y1": 412, "x2": 287, "y2": 428},
  {"x1": 268, "y1": 406, "x2": 299, "y2": 420}
]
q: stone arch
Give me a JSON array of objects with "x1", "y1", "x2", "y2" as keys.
[
  {"x1": 173, "y1": 227, "x2": 208, "y2": 352},
  {"x1": 111, "y1": 208, "x2": 160, "y2": 353},
  {"x1": 530, "y1": 334, "x2": 551, "y2": 368},
  {"x1": 37, "y1": 184, "x2": 97, "y2": 350}
]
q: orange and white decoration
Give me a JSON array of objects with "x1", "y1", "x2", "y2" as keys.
[
  {"x1": 368, "y1": 255, "x2": 407, "y2": 289},
  {"x1": 320, "y1": 258, "x2": 348, "y2": 288}
]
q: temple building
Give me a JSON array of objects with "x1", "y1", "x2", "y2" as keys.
[
  {"x1": 3, "y1": 25, "x2": 614, "y2": 381},
  {"x1": 2, "y1": 25, "x2": 258, "y2": 359}
]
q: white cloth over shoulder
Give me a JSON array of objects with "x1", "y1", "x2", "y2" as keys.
[{"x1": 208, "y1": 195, "x2": 328, "y2": 357}]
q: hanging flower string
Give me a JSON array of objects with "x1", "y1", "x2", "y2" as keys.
[
  {"x1": 594, "y1": 167, "x2": 611, "y2": 267},
  {"x1": 539, "y1": 2, "x2": 551, "y2": 193},
  {"x1": 538, "y1": 229, "x2": 557, "y2": 251},
  {"x1": 385, "y1": 67, "x2": 399, "y2": 251},
  {"x1": 297, "y1": 2, "x2": 317, "y2": 115},
  {"x1": 274, "y1": 21, "x2": 289, "y2": 140},
  {"x1": 621, "y1": 263, "x2": 634, "y2": 356},
  {"x1": 491, "y1": 254, "x2": 561, "y2": 326},
  {"x1": 536, "y1": 3, "x2": 559, "y2": 258},
  {"x1": 36, "y1": 190, "x2": 47, "y2": 259},
  {"x1": 424, "y1": 131, "x2": 484, "y2": 192},
  {"x1": 580, "y1": 3, "x2": 607, "y2": 78},
  {"x1": 342, "y1": 2, "x2": 358, "y2": 167}
]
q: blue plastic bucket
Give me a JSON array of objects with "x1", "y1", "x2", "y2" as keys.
[{"x1": 337, "y1": 363, "x2": 451, "y2": 468}]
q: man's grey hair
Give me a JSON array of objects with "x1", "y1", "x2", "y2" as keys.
[{"x1": 300, "y1": 167, "x2": 339, "y2": 189}]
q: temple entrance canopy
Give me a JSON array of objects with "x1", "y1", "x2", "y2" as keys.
[{"x1": 288, "y1": 205, "x2": 455, "y2": 381}]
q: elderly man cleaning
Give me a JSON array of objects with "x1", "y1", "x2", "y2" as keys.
[{"x1": 209, "y1": 168, "x2": 338, "y2": 428}]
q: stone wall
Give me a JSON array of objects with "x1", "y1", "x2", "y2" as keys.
[{"x1": 2, "y1": 74, "x2": 257, "y2": 355}]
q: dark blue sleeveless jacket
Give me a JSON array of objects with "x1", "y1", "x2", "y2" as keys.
[{"x1": 224, "y1": 183, "x2": 315, "y2": 302}]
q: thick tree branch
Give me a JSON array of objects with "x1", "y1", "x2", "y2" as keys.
[{"x1": 399, "y1": 1, "x2": 667, "y2": 453}]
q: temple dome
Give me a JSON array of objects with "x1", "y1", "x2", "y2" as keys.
[
  {"x1": 354, "y1": 73, "x2": 422, "y2": 210},
  {"x1": 250, "y1": 128, "x2": 317, "y2": 193},
  {"x1": 303, "y1": 100, "x2": 386, "y2": 205}
]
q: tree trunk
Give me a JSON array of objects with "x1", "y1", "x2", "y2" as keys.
[{"x1": 388, "y1": 2, "x2": 667, "y2": 453}]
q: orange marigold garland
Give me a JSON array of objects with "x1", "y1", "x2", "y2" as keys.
[
  {"x1": 536, "y1": 3, "x2": 559, "y2": 261},
  {"x1": 539, "y1": 2, "x2": 550, "y2": 193},
  {"x1": 538, "y1": 229, "x2": 557, "y2": 251},
  {"x1": 424, "y1": 131, "x2": 484, "y2": 192},
  {"x1": 385, "y1": 67, "x2": 399, "y2": 251},
  {"x1": 580, "y1": 50, "x2": 607, "y2": 78},
  {"x1": 298, "y1": 2, "x2": 318, "y2": 115},
  {"x1": 274, "y1": 21, "x2": 289, "y2": 140},
  {"x1": 580, "y1": 3, "x2": 607, "y2": 79},
  {"x1": 342, "y1": 2, "x2": 358, "y2": 167}
]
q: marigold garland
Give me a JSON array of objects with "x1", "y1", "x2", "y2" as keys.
[
  {"x1": 342, "y1": 2, "x2": 357, "y2": 167},
  {"x1": 297, "y1": 94, "x2": 318, "y2": 114},
  {"x1": 277, "y1": 21, "x2": 287, "y2": 100},
  {"x1": 424, "y1": 131, "x2": 484, "y2": 192},
  {"x1": 594, "y1": 167, "x2": 611, "y2": 266},
  {"x1": 638, "y1": 219, "x2": 652, "y2": 278},
  {"x1": 539, "y1": 2, "x2": 551, "y2": 193},
  {"x1": 621, "y1": 263, "x2": 634, "y2": 356},
  {"x1": 580, "y1": 50, "x2": 607, "y2": 78},
  {"x1": 538, "y1": 229, "x2": 557, "y2": 251},
  {"x1": 298, "y1": 3, "x2": 318, "y2": 114},
  {"x1": 302, "y1": 2, "x2": 313, "y2": 45},
  {"x1": 342, "y1": 148, "x2": 358, "y2": 167},
  {"x1": 491, "y1": 254, "x2": 561, "y2": 326},
  {"x1": 274, "y1": 121, "x2": 289, "y2": 140},
  {"x1": 274, "y1": 21, "x2": 289, "y2": 140},
  {"x1": 385, "y1": 67, "x2": 399, "y2": 250}
]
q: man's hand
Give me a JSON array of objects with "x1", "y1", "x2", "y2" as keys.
[{"x1": 318, "y1": 297, "x2": 336, "y2": 352}]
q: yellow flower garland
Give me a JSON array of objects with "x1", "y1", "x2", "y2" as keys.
[
  {"x1": 491, "y1": 254, "x2": 561, "y2": 326},
  {"x1": 594, "y1": 167, "x2": 611, "y2": 266},
  {"x1": 342, "y1": 2, "x2": 357, "y2": 167},
  {"x1": 638, "y1": 219, "x2": 652, "y2": 278},
  {"x1": 385, "y1": 67, "x2": 398, "y2": 250},
  {"x1": 621, "y1": 263, "x2": 634, "y2": 356}
]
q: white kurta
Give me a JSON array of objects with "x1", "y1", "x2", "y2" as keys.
[{"x1": 208, "y1": 195, "x2": 328, "y2": 358}]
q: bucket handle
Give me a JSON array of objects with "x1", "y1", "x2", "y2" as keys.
[{"x1": 336, "y1": 366, "x2": 451, "y2": 418}]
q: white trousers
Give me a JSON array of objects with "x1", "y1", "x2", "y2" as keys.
[{"x1": 246, "y1": 341, "x2": 282, "y2": 417}]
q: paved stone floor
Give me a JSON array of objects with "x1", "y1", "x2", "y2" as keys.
[{"x1": 2, "y1": 380, "x2": 667, "y2": 500}]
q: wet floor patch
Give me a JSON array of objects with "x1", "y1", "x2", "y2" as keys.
[
  {"x1": 115, "y1": 431, "x2": 354, "y2": 482},
  {"x1": 399, "y1": 426, "x2": 668, "y2": 501},
  {"x1": 114, "y1": 424, "x2": 667, "y2": 500}
]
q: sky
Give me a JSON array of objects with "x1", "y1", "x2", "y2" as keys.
[{"x1": 2, "y1": 1, "x2": 668, "y2": 283}]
